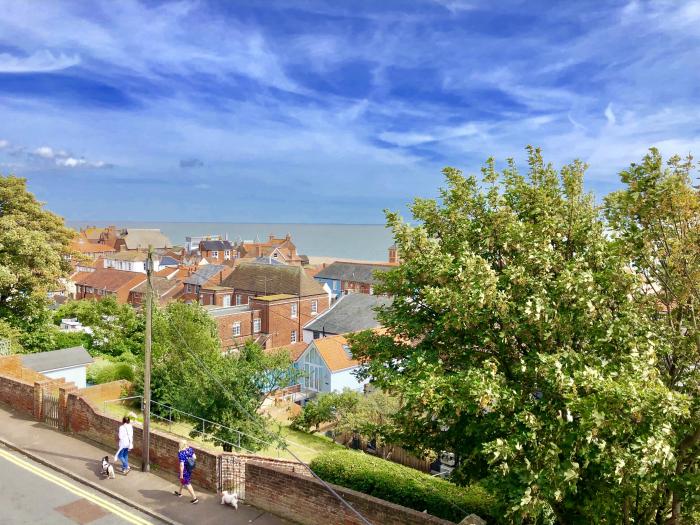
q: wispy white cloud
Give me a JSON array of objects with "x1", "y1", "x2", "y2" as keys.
[
  {"x1": 0, "y1": 49, "x2": 79, "y2": 73},
  {"x1": 604, "y1": 103, "x2": 616, "y2": 126}
]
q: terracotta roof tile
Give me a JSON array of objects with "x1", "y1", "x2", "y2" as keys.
[
  {"x1": 75, "y1": 268, "x2": 146, "y2": 292},
  {"x1": 308, "y1": 335, "x2": 360, "y2": 372}
]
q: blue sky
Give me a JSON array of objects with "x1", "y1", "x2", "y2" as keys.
[{"x1": 1, "y1": 0, "x2": 699, "y2": 223}]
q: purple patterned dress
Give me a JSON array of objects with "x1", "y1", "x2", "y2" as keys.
[{"x1": 178, "y1": 447, "x2": 194, "y2": 485}]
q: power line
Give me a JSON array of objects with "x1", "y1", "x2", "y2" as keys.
[{"x1": 168, "y1": 321, "x2": 373, "y2": 525}]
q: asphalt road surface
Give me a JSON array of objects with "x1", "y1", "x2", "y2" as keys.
[{"x1": 0, "y1": 445, "x2": 162, "y2": 525}]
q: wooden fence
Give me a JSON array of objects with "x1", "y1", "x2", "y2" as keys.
[{"x1": 333, "y1": 432, "x2": 432, "y2": 472}]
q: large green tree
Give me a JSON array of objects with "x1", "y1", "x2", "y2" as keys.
[
  {"x1": 53, "y1": 296, "x2": 143, "y2": 357},
  {"x1": 350, "y1": 148, "x2": 686, "y2": 524},
  {"x1": 0, "y1": 176, "x2": 74, "y2": 328},
  {"x1": 145, "y1": 302, "x2": 295, "y2": 452},
  {"x1": 606, "y1": 149, "x2": 700, "y2": 524}
]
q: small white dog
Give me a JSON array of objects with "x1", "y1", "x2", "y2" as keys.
[
  {"x1": 101, "y1": 456, "x2": 115, "y2": 479},
  {"x1": 220, "y1": 491, "x2": 238, "y2": 509}
]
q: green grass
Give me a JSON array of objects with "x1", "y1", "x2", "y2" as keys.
[{"x1": 101, "y1": 402, "x2": 343, "y2": 462}]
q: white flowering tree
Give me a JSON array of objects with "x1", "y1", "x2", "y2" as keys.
[{"x1": 349, "y1": 148, "x2": 687, "y2": 523}]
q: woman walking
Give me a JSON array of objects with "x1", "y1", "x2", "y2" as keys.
[
  {"x1": 115, "y1": 416, "x2": 133, "y2": 475},
  {"x1": 173, "y1": 440, "x2": 198, "y2": 504}
]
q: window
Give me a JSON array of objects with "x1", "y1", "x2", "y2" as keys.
[
  {"x1": 291, "y1": 330, "x2": 297, "y2": 343},
  {"x1": 224, "y1": 250, "x2": 231, "y2": 260},
  {"x1": 291, "y1": 303, "x2": 298, "y2": 318},
  {"x1": 236, "y1": 294, "x2": 242, "y2": 306},
  {"x1": 186, "y1": 284, "x2": 192, "y2": 293},
  {"x1": 222, "y1": 295, "x2": 231, "y2": 307},
  {"x1": 253, "y1": 319, "x2": 261, "y2": 333},
  {"x1": 311, "y1": 300, "x2": 318, "y2": 315},
  {"x1": 127, "y1": 262, "x2": 133, "y2": 271},
  {"x1": 232, "y1": 322, "x2": 241, "y2": 337},
  {"x1": 211, "y1": 251, "x2": 219, "y2": 258}
]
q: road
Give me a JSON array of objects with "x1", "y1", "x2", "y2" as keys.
[{"x1": 0, "y1": 445, "x2": 163, "y2": 525}]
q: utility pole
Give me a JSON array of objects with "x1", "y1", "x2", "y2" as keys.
[{"x1": 142, "y1": 245, "x2": 153, "y2": 472}]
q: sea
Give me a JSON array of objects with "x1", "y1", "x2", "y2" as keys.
[{"x1": 66, "y1": 221, "x2": 395, "y2": 262}]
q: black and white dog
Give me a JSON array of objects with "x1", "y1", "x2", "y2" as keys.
[
  {"x1": 101, "y1": 456, "x2": 115, "y2": 479},
  {"x1": 220, "y1": 491, "x2": 238, "y2": 509}
]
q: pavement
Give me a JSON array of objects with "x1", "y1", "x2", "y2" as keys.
[{"x1": 0, "y1": 403, "x2": 291, "y2": 525}]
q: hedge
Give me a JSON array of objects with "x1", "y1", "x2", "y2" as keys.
[{"x1": 309, "y1": 449, "x2": 496, "y2": 523}]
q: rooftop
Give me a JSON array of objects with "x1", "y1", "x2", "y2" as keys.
[
  {"x1": 205, "y1": 305, "x2": 254, "y2": 317},
  {"x1": 122, "y1": 229, "x2": 172, "y2": 250},
  {"x1": 183, "y1": 264, "x2": 229, "y2": 286},
  {"x1": 74, "y1": 268, "x2": 146, "y2": 291},
  {"x1": 200, "y1": 240, "x2": 233, "y2": 251},
  {"x1": 314, "y1": 261, "x2": 392, "y2": 285},
  {"x1": 306, "y1": 335, "x2": 361, "y2": 373},
  {"x1": 254, "y1": 294, "x2": 296, "y2": 302},
  {"x1": 22, "y1": 346, "x2": 94, "y2": 373},
  {"x1": 304, "y1": 294, "x2": 391, "y2": 335},
  {"x1": 222, "y1": 262, "x2": 325, "y2": 297},
  {"x1": 105, "y1": 251, "x2": 157, "y2": 262}
]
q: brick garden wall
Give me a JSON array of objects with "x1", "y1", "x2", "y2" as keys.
[
  {"x1": 0, "y1": 372, "x2": 35, "y2": 416},
  {"x1": 78, "y1": 380, "x2": 130, "y2": 407},
  {"x1": 65, "y1": 393, "x2": 219, "y2": 490},
  {"x1": 245, "y1": 462, "x2": 457, "y2": 525}
]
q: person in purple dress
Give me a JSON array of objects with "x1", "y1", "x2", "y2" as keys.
[{"x1": 173, "y1": 440, "x2": 198, "y2": 504}]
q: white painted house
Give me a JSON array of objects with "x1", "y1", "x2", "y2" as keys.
[
  {"x1": 21, "y1": 346, "x2": 94, "y2": 389},
  {"x1": 103, "y1": 251, "x2": 161, "y2": 273},
  {"x1": 294, "y1": 335, "x2": 367, "y2": 394}
]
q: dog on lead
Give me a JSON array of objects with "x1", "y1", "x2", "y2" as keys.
[
  {"x1": 101, "y1": 456, "x2": 115, "y2": 479},
  {"x1": 220, "y1": 491, "x2": 238, "y2": 509}
]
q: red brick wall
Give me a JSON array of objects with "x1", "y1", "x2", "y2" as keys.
[
  {"x1": 253, "y1": 294, "x2": 329, "y2": 348},
  {"x1": 0, "y1": 374, "x2": 35, "y2": 416},
  {"x1": 245, "y1": 462, "x2": 455, "y2": 525},
  {"x1": 213, "y1": 309, "x2": 261, "y2": 350},
  {"x1": 66, "y1": 393, "x2": 218, "y2": 490}
]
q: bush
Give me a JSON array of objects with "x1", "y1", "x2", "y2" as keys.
[
  {"x1": 310, "y1": 449, "x2": 496, "y2": 523},
  {"x1": 87, "y1": 358, "x2": 135, "y2": 384}
]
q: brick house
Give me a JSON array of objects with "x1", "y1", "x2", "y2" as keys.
[
  {"x1": 234, "y1": 234, "x2": 306, "y2": 265},
  {"x1": 128, "y1": 276, "x2": 184, "y2": 307},
  {"x1": 207, "y1": 305, "x2": 264, "y2": 351},
  {"x1": 181, "y1": 264, "x2": 234, "y2": 305},
  {"x1": 220, "y1": 262, "x2": 331, "y2": 348},
  {"x1": 314, "y1": 261, "x2": 393, "y2": 300},
  {"x1": 199, "y1": 240, "x2": 234, "y2": 263},
  {"x1": 74, "y1": 268, "x2": 146, "y2": 303}
]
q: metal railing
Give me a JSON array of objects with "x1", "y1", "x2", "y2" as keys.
[{"x1": 102, "y1": 395, "x2": 318, "y2": 458}]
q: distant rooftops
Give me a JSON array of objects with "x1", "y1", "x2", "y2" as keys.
[
  {"x1": 304, "y1": 294, "x2": 391, "y2": 335},
  {"x1": 200, "y1": 240, "x2": 233, "y2": 251},
  {"x1": 314, "y1": 261, "x2": 392, "y2": 285},
  {"x1": 222, "y1": 262, "x2": 325, "y2": 297},
  {"x1": 121, "y1": 229, "x2": 171, "y2": 250},
  {"x1": 183, "y1": 264, "x2": 228, "y2": 286}
]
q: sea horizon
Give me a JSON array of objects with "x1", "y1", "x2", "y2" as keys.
[{"x1": 67, "y1": 220, "x2": 396, "y2": 262}]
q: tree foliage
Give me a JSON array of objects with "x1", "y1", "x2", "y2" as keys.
[
  {"x1": 144, "y1": 302, "x2": 295, "y2": 451},
  {"x1": 349, "y1": 147, "x2": 687, "y2": 524},
  {"x1": 290, "y1": 389, "x2": 361, "y2": 432},
  {"x1": 605, "y1": 149, "x2": 700, "y2": 524},
  {"x1": 53, "y1": 297, "x2": 143, "y2": 357},
  {"x1": 0, "y1": 176, "x2": 74, "y2": 328}
]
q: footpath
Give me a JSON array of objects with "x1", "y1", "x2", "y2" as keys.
[{"x1": 0, "y1": 402, "x2": 289, "y2": 525}]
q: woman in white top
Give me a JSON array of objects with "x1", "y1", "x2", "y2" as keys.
[{"x1": 116, "y1": 416, "x2": 133, "y2": 474}]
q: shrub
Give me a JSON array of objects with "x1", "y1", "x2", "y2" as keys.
[
  {"x1": 310, "y1": 449, "x2": 496, "y2": 523},
  {"x1": 87, "y1": 359, "x2": 135, "y2": 384}
]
